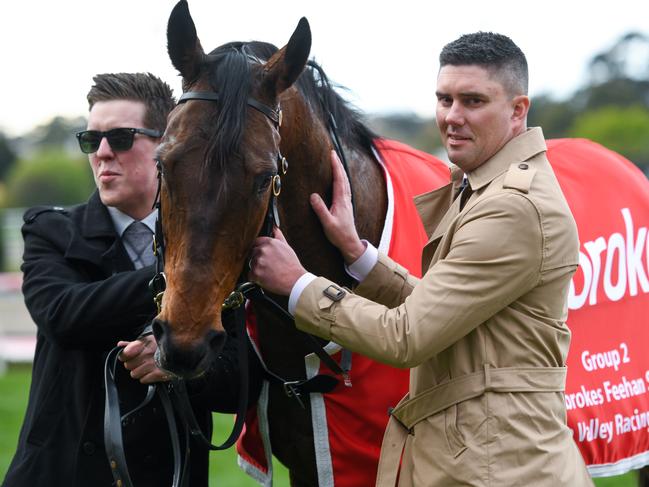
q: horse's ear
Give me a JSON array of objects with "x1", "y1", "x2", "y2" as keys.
[
  {"x1": 263, "y1": 17, "x2": 312, "y2": 95},
  {"x1": 167, "y1": 0, "x2": 205, "y2": 83}
]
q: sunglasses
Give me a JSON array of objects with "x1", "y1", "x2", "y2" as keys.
[{"x1": 76, "y1": 127, "x2": 163, "y2": 154}]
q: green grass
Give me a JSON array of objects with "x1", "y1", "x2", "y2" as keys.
[{"x1": 0, "y1": 364, "x2": 639, "y2": 486}]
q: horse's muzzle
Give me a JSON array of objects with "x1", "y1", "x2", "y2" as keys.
[{"x1": 152, "y1": 318, "x2": 227, "y2": 379}]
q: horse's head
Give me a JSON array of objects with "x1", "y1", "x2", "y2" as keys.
[{"x1": 152, "y1": 0, "x2": 311, "y2": 378}]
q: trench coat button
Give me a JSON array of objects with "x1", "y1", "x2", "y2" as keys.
[
  {"x1": 518, "y1": 163, "x2": 529, "y2": 170},
  {"x1": 82, "y1": 441, "x2": 96, "y2": 455}
]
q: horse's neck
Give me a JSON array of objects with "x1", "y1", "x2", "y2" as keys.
[
  {"x1": 345, "y1": 145, "x2": 388, "y2": 246},
  {"x1": 278, "y1": 97, "x2": 387, "y2": 282}
]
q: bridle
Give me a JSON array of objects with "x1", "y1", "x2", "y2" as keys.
[
  {"x1": 104, "y1": 64, "x2": 355, "y2": 487},
  {"x1": 174, "y1": 88, "x2": 353, "y2": 390},
  {"x1": 148, "y1": 89, "x2": 285, "y2": 307},
  {"x1": 169, "y1": 68, "x2": 358, "y2": 391}
]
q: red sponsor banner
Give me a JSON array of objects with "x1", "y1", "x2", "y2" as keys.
[{"x1": 548, "y1": 138, "x2": 649, "y2": 476}]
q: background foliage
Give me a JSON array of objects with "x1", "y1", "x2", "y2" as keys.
[{"x1": 3, "y1": 149, "x2": 94, "y2": 208}]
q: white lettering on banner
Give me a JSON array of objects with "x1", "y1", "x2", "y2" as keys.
[
  {"x1": 575, "y1": 410, "x2": 649, "y2": 444},
  {"x1": 565, "y1": 385, "x2": 605, "y2": 410},
  {"x1": 569, "y1": 208, "x2": 649, "y2": 309},
  {"x1": 615, "y1": 409, "x2": 649, "y2": 435},
  {"x1": 604, "y1": 233, "x2": 626, "y2": 301},
  {"x1": 567, "y1": 370, "x2": 649, "y2": 411},
  {"x1": 623, "y1": 208, "x2": 649, "y2": 296},
  {"x1": 603, "y1": 376, "x2": 646, "y2": 402},
  {"x1": 581, "y1": 343, "x2": 631, "y2": 372},
  {"x1": 577, "y1": 418, "x2": 614, "y2": 444}
]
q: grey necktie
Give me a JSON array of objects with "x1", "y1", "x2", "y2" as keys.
[{"x1": 123, "y1": 221, "x2": 155, "y2": 269}]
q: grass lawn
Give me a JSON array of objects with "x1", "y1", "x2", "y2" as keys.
[{"x1": 0, "y1": 364, "x2": 639, "y2": 486}]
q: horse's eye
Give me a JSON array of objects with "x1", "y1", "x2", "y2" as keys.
[{"x1": 256, "y1": 174, "x2": 273, "y2": 194}]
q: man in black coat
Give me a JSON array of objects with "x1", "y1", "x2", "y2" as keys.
[{"x1": 2, "y1": 73, "x2": 261, "y2": 487}]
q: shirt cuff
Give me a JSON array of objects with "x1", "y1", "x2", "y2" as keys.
[
  {"x1": 288, "y1": 272, "x2": 317, "y2": 315},
  {"x1": 345, "y1": 240, "x2": 378, "y2": 282}
]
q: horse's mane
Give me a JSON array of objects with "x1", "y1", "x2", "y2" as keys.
[
  {"x1": 296, "y1": 59, "x2": 377, "y2": 154},
  {"x1": 202, "y1": 41, "x2": 376, "y2": 176}
]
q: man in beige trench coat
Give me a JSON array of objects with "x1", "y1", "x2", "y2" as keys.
[{"x1": 250, "y1": 32, "x2": 593, "y2": 486}]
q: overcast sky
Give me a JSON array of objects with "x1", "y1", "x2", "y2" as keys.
[{"x1": 1, "y1": 0, "x2": 646, "y2": 136}]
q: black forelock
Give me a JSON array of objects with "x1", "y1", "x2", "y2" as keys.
[{"x1": 200, "y1": 46, "x2": 252, "y2": 176}]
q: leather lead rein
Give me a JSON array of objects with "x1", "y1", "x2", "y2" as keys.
[{"x1": 104, "y1": 314, "x2": 249, "y2": 487}]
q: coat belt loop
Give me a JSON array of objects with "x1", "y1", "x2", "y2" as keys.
[{"x1": 484, "y1": 363, "x2": 492, "y2": 391}]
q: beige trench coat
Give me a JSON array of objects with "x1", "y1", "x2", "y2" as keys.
[{"x1": 294, "y1": 128, "x2": 593, "y2": 486}]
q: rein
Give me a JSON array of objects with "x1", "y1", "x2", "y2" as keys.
[{"x1": 104, "y1": 315, "x2": 249, "y2": 487}]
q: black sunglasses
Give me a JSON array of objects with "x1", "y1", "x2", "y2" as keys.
[{"x1": 76, "y1": 127, "x2": 163, "y2": 154}]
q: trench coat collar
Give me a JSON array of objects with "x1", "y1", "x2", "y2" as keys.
[
  {"x1": 413, "y1": 167, "x2": 462, "y2": 238},
  {"x1": 466, "y1": 127, "x2": 547, "y2": 191}
]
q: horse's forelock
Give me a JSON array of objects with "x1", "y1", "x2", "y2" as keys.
[
  {"x1": 201, "y1": 49, "x2": 251, "y2": 180},
  {"x1": 197, "y1": 42, "x2": 282, "y2": 199}
]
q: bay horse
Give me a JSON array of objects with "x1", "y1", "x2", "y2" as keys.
[{"x1": 153, "y1": 1, "x2": 449, "y2": 485}]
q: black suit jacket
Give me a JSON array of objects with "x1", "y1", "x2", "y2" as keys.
[{"x1": 2, "y1": 191, "x2": 261, "y2": 487}]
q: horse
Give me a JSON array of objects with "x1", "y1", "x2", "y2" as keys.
[{"x1": 153, "y1": 1, "x2": 449, "y2": 485}]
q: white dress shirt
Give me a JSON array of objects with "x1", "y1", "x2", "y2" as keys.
[{"x1": 288, "y1": 240, "x2": 379, "y2": 315}]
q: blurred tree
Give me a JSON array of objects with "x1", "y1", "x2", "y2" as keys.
[
  {"x1": 528, "y1": 95, "x2": 579, "y2": 139},
  {"x1": 3, "y1": 149, "x2": 94, "y2": 208},
  {"x1": 569, "y1": 105, "x2": 649, "y2": 172},
  {"x1": 587, "y1": 32, "x2": 649, "y2": 85},
  {"x1": 0, "y1": 132, "x2": 17, "y2": 181},
  {"x1": 581, "y1": 32, "x2": 649, "y2": 111},
  {"x1": 574, "y1": 77, "x2": 649, "y2": 111},
  {"x1": 529, "y1": 29, "x2": 649, "y2": 176},
  {"x1": 29, "y1": 115, "x2": 87, "y2": 152},
  {"x1": 368, "y1": 113, "x2": 442, "y2": 154}
]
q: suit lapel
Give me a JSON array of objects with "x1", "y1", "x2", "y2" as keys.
[{"x1": 64, "y1": 191, "x2": 134, "y2": 274}]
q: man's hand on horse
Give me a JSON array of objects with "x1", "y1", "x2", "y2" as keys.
[
  {"x1": 310, "y1": 151, "x2": 365, "y2": 264},
  {"x1": 250, "y1": 227, "x2": 307, "y2": 296},
  {"x1": 118, "y1": 335, "x2": 172, "y2": 384}
]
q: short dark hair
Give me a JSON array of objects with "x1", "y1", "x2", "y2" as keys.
[
  {"x1": 86, "y1": 73, "x2": 175, "y2": 132},
  {"x1": 439, "y1": 32, "x2": 528, "y2": 96}
]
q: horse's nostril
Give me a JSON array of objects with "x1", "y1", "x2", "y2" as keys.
[{"x1": 151, "y1": 319, "x2": 165, "y2": 343}]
